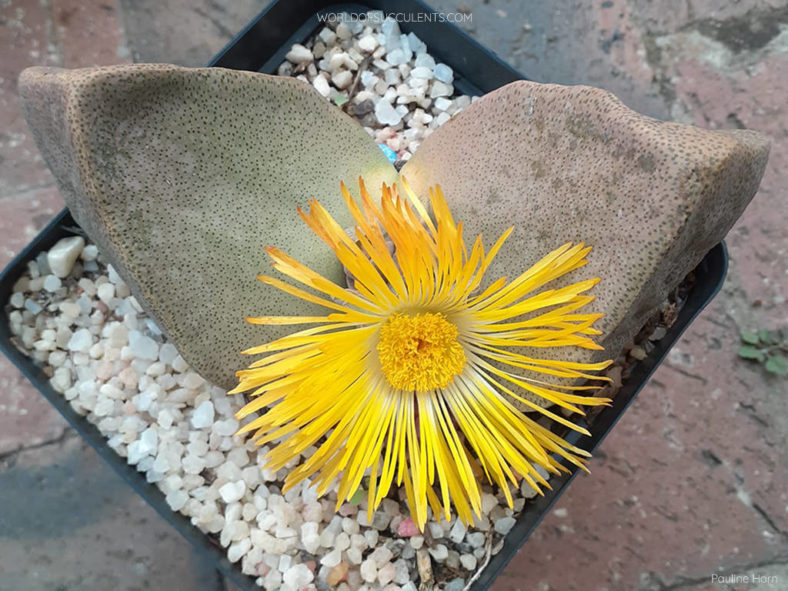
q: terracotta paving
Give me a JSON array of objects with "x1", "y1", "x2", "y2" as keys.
[{"x1": 0, "y1": 1, "x2": 785, "y2": 590}]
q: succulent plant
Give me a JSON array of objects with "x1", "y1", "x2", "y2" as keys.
[{"x1": 19, "y1": 63, "x2": 769, "y2": 523}]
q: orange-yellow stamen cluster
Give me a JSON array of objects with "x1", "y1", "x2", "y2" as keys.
[{"x1": 377, "y1": 312, "x2": 466, "y2": 391}]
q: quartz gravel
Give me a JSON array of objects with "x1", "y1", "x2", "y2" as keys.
[
  {"x1": 279, "y1": 11, "x2": 477, "y2": 161},
  {"x1": 4, "y1": 13, "x2": 550, "y2": 591}
]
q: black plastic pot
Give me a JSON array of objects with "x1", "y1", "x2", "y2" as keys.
[{"x1": 0, "y1": 1, "x2": 729, "y2": 590}]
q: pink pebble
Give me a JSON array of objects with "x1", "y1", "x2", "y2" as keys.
[
  {"x1": 397, "y1": 517, "x2": 419, "y2": 537},
  {"x1": 376, "y1": 126, "x2": 396, "y2": 140}
]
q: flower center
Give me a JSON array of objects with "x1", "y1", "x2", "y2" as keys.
[{"x1": 377, "y1": 312, "x2": 466, "y2": 392}]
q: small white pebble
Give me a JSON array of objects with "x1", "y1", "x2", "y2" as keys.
[
  {"x1": 460, "y1": 553, "x2": 477, "y2": 571},
  {"x1": 96, "y1": 282, "x2": 115, "y2": 304},
  {"x1": 378, "y1": 562, "x2": 396, "y2": 586},
  {"x1": 80, "y1": 244, "x2": 98, "y2": 261},
  {"x1": 227, "y1": 538, "x2": 252, "y2": 563},
  {"x1": 335, "y1": 22, "x2": 351, "y2": 40},
  {"x1": 283, "y1": 563, "x2": 314, "y2": 588},
  {"x1": 138, "y1": 427, "x2": 158, "y2": 455},
  {"x1": 182, "y1": 454, "x2": 206, "y2": 475},
  {"x1": 407, "y1": 32, "x2": 427, "y2": 54},
  {"x1": 25, "y1": 298, "x2": 43, "y2": 317},
  {"x1": 433, "y1": 63, "x2": 454, "y2": 84},
  {"x1": 47, "y1": 236, "x2": 84, "y2": 278},
  {"x1": 93, "y1": 397, "x2": 115, "y2": 417},
  {"x1": 50, "y1": 367, "x2": 72, "y2": 393},
  {"x1": 520, "y1": 479, "x2": 539, "y2": 499},
  {"x1": 466, "y1": 532, "x2": 485, "y2": 548},
  {"x1": 158, "y1": 342, "x2": 179, "y2": 365},
  {"x1": 129, "y1": 330, "x2": 158, "y2": 361},
  {"x1": 449, "y1": 519, "x2": 466, "y2": 543},
  {"x1": 428, "y1": 544, "x2": 448, "y2": 562},
  {"x1": 360, "y1": 558, "x2": 378, "y2": 583},
  {"x1": 430, "y1": 80, "x2": 453, "y2": 98},
  {"x1": 68, "y1": 328, "x2": 93, "y2": 353},
  {"x1": 318, "y1": 27, "x2": 336, "y2": 45},
  {"x1": 358, "y1": 34, "x2": 378, "y2": 52},
  {"x1": 435, "y1": 111, "x2": 451, "y2": 127},
  {"x1": 219, "y1": 480, "x2": 246, "y2": 504},
  {"x1": 214, "y1": 418, "x2": 239, "y2": 437},
  {"x1": 313, "y1": 75, "x2": 331, "y2": 98},
  {"x1": 433, "y1": 97, "x2": 452, "y2": 112},
  {"x1": 481, "y1": 493, "x2": 498, "y2": 513},
  {"x1": 9, "y1": 292, "x2": 25, "y2": 308},
  {"x1": 375, "y1": 100, "x2": 402, "y2": 126},
  {"x1": 145, "y1": 361, "x2": 165, "y2": 377},
  {"x1": 332, "y1": 70, "x2": 353, "y2": 90},
  {"x1": 301, "y1": 521, "x2": 321, "y2": 554},
  {"x1": 166, "y1": 490, "x2": 189, "y2": 512},
  {"x1": 191, "y1": 400, "x2": 215, "y2": 429},
  {"x1": 285, "y1": 43, "x2": 313, "y2": 64},
  {"x1": 494, "y1": 516, "x2": 516, "y2": 535},
  {"x1": 171, "y1": 355, "x2": 188, "y2": 373},
  {"x1": 182, "y1": 372, "x2": 204, "y2": 389},
  {"x1": 77, "y1": 277, "x2": 96, "y2": 296},
  {"x1": 427, "y1": 522, "x2": 443, "y2": 539},
  {"x1": 43, "y1": 274, "x2": 62, "y2": 292},
  {"x1": 410, "y1": 66, "x2": 433, "y2": 80}
]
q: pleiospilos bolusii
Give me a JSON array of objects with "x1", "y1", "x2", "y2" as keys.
[{"x1": 19, "y1": 64, "x2": 769, "y2": 401}]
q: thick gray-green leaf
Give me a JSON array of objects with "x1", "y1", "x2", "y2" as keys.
[
  {"x1": 19, "y1": 64, "x2": 398, "y2": 389},
  {"x1": 402, "y1": 81, "x2": 769, "y2": 407}
]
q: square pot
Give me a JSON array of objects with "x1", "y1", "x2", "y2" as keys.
[{"x1": 0, "y1": 1, "x2": 728, "y2": 589}]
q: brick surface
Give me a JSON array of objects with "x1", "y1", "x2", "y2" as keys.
[
  {"x1": 0, "y1": 0, "x2": 129, "y2": 198},
  {"x1": 0, "y1": 436, "x2": 223, "y2": 591},
  {"x1": 52, "y1": 0, "x2": 130, "y2": 67},
  {"x1": 0, "y1": 186, "x2": 64, "y2": 268},
  {"x1": 0, "y1": 355, "x2": 67, "y2": 456},
  {"x1": 116, "y1": 0, "x2": 261, "y2": 66},
  {"x1": 0, "y1": 0, "x2": 58, "y2": 197},
  {"x1": 667, "y1": 51, "x2": 788, "y2": 309}
]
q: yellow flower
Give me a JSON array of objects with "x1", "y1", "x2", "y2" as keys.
[{"x1": 231, "y1": 178, "x2": 612, "y2": 529}]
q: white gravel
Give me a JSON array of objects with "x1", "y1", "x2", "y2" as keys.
[
  {"x1": 47, "y1": 235, "x2": 84, "y2": 278},
  {"x1": 280, "y1": 11, "x2": 477, "y2": 161},
  {"x1": 4, "y1": 12, "x2": 551, "y2": 591}
]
